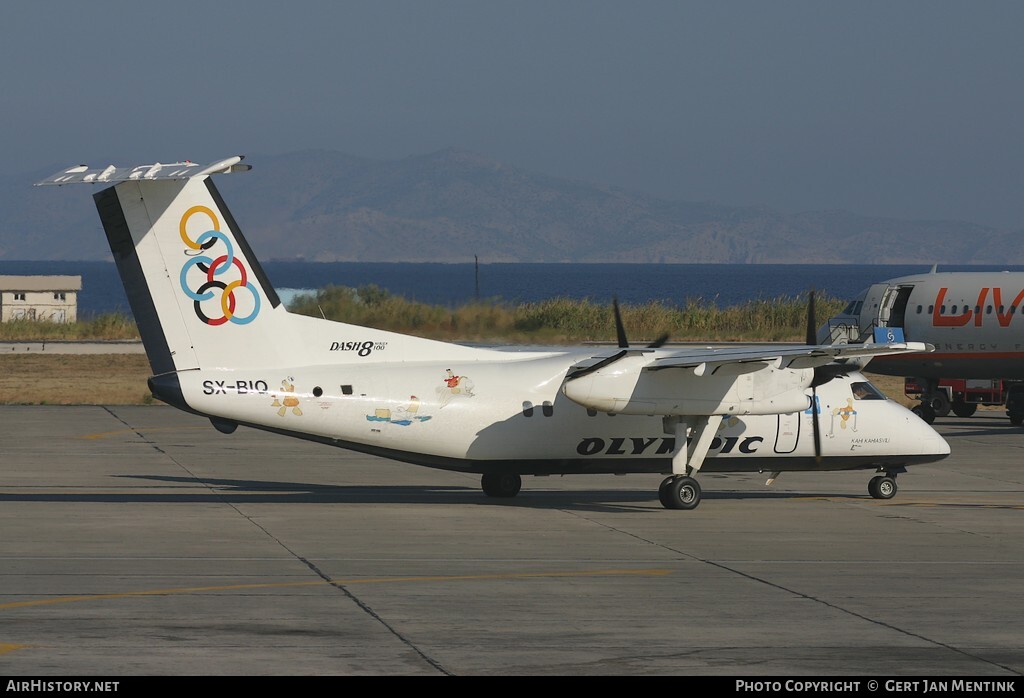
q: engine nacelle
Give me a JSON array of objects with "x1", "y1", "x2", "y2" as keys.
[{"x1": 562, "y1": 359, "x2": 814, "y2": 416}]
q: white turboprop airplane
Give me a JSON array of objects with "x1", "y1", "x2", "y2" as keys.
[
  {"x1": 820, "y1": 267, "x2": 1024, "y2": 424},
  {"x1": 37, "y1": 157, "x2": 950, "y2": 509}
]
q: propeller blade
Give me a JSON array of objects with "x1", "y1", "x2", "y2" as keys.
[
  {"x1": 807, "y1": 290, "x2": 823, "y2": 460},
  {"x1": 806, "y1": 289, "x2": 850, "y2": 392},
  {"x1": 811, "y1": 387, "x2": 822, "y2": 463},
  {"x1": 805, "y1": 289, "x2": 817, "y2": 346},
  {"x1": 612, "y1": 297, "x2": 629, "y2": 348}
]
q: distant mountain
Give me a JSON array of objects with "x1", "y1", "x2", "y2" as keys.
[{"x1": 2, "y1": 148, "x2": 1018, "y2": 263}]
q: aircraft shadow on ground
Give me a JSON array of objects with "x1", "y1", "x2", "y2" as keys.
[{"x1": 0, "y1": 473, "x2": 875, "y2": 512}]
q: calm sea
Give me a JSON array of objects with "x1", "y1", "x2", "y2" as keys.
[{"x1": 3, "y1": 260, "x2": 1024, "y2": 319}]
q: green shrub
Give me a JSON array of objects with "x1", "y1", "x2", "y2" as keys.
[
  {"x1": 289, "y1": 285, "x2": 844, "y2": 343},
  {"x1": 1, "y1": 288, "x2": 844, "y2": 344}
]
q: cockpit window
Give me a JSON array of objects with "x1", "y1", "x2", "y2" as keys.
[
  {"x1": 840, "y1": 299, "x2": 865, "y2": 316},
  {"x1": 850, "y1": 381, "x2": 885, "y2": 400}
]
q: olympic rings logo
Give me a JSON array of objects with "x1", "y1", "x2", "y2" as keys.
[{"x1": 178, "y1": 205, "x2": 261, "y2": 326}]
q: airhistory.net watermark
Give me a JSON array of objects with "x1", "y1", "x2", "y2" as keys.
[{"x1": 5, "y1": 682, "x2": 118, "y2": 693}]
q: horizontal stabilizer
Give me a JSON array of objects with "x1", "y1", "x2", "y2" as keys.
[{"x1": 35, "y1": 156, "x2": 250, "y2": 186}]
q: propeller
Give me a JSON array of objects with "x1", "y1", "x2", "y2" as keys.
[
  {"x1": 612, "y1": 297, "x2": 629, "y2": 348},
  {"x1": 805, "y1": 290, "x2": 823, "y2": 462},
  {"x1": 567, "y1": 298, "x2": 668, "y2": 381},
  {"x1": 613, "y1": 297, "x2": 670, "y2": 349}
]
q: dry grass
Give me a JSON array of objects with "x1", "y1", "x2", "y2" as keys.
[
  {"x1": 0, "y1": 354, "x2": 155, "y2": 405},
  {"x1": 0, "y1": 315, "x2": 139, "y2": 341}
]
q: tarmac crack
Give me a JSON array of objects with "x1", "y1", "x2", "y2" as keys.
[
  {"x1": 562, "y1": 507, "x2": 1020, "y2": 676},
  {"x1": 98, "y1": 406, "x2": 453, "y2": 676},
  {"x1": 696, "y1": 559, "x2": 1021, "y2": 675},
  {"x1": 222, "y1": 509, "x2": 454, "y2": 676},
  {"x1": 288, "y1": 554, "x2": 453, "y2": 676},
  {"x1": 100, "y1": 406, "x2": 174, "y2": 457}
]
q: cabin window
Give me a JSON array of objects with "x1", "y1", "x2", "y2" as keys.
[
  {"x1": 340, "y1": 385, "x2": 353, "y2": 395},
  {"x1": 986, "y1": 305, "x2": 992, "y2": 314},
  {"x1": 952, "y1": 305, "x2": 958, "y2": 314},
  {"x1": 975, "y1": 306, "x2": 981, "y2": 314},
  {"x1": 999, "y1": 305, "x2": 1006, "y2": 314},
  {"x1": 915, "y1": 305, "x2": 922, "y2": 314},
  {"x1": 312, "y1": 386, "x2": 323, "y2": 397},
  {"x1": 928, "y1": 305, "x2": 934, "y2": 313},
  {"x1": 522, "y1": 401, "x2": 534, "y2": 417},
  {"x1": 13, "y1": 293, "x2": 25, "y2": 301},
  {"x1": 851, "y1": 381, "x2": 885, "y2": 401},
  {"x1": 1013, "y1": 306, "x2": 1018, "y2": 315},
  {"x1": 542, "y1": 401, "x2": 554, "y2": 417}
]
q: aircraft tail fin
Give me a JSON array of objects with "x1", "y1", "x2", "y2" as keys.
[
  {"x1": 39, "y1": 157, "x2": 288, "y2": 374},
  {"x1": 37, "y1": 156, "x2": 492, "y2": 380}
]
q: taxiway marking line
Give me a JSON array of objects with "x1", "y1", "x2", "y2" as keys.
[
  {"x1": 78, "y1": 426, "x2": 208, "y2": 440},
  {"x1": 0, "y1": 568, "x2": 671, "y2": 611}
]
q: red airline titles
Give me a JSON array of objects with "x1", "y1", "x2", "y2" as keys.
[{"x1": 932, "y1": 287, "x2": 1024, "y2": 328}]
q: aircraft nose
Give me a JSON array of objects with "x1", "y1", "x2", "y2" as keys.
[
  {"x1": 910, "y1": 408, "x2": 951, "y2": 456},
  {"x1": 923, "y1": 423, "x2": 951, "y2": 456}
]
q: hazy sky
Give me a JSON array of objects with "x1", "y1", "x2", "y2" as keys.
[{"x1": 5, "y1": 1, "x2": 1024, "y2": 228}]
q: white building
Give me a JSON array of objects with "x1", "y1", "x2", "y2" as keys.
[{"x1": 0, "y1": 275, "x2": 82, "y2": 323}]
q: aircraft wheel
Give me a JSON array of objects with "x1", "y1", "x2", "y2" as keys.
[
  {"x1": 929, "y1": 393, "x2": 951, "y2": 417},
  {"x1": 481, "y1": 473, "x2": 522, "y2": 498},
  {"x1": 951, "y1": 401, "x2": 977, "y2": 418},
  {"x1": 912, "y1": 403, "x2": 936, "y2": 424},
  {"x1": 658, "y1": 477, "x2": 674, "y2": 508},
  {"x1": 1009, "y1": 413, "x2": 1024, "y2": 426},
  {"x1": 661, "y1": 476, "x2": 702, "y2": 510},
  {"x1": 868, "y1": 475, "x2": 897, "y2": 500}
]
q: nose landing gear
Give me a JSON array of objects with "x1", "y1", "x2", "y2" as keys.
[{"x1": 868, "y1": 474, "x2": 898, "y2": 499}]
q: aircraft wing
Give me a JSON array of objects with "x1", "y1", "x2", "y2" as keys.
[
  {"x1": 562, "y1": 340, "x2": 934, "y2": 416},
  {"x1": 566, "y1": 341, "x2": 933, "y2": 380}
]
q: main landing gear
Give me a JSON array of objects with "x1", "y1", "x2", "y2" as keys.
[
  {"x1": 656, "y1": 414, "x2": 721, "y2": 510},
  {"x1": 910, "y1": 377, "x2": 946, "y2": 424},
  {"x1": 659, "y1": 475, "x2": 701, "y2": 510},
  {"x1": 481, "y1": 472, "x2": 522, "y2": 498}
]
